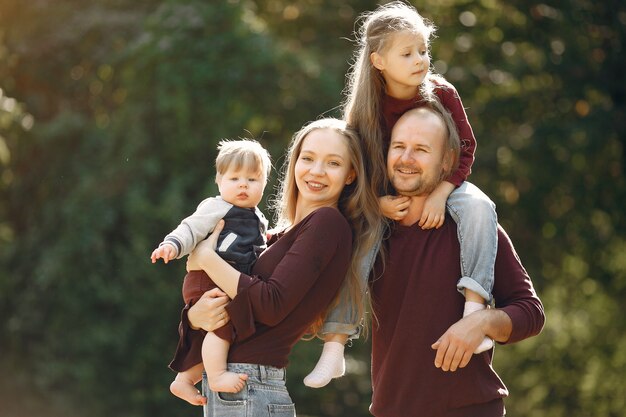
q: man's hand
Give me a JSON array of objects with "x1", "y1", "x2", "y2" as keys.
[
  {"x1": 431, "y1": 309, "x2": 512, "y2": 372},
  {"x1": 431, "y1": 312, "x2": 487, "y2": 372}
]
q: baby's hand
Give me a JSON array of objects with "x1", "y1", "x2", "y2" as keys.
[
  {"x1": 379, "y1": 195, "x2": 411, "y2": 220},
  {"x1": 151, "y1": 243, "x2": 177, "y2": 264},
  {"x1": 419, "y1": 192, "x2": 447, "y2": 229}
]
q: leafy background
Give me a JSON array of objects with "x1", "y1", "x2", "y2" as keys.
[{"x1": 0, "y1": 1, "x2": 624, "y2": 416}]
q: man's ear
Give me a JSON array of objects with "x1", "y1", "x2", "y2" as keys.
[
  {"x1": 442, "y1": 149, "x2": 455, "y2": 176},
  {"x1": 370, "y1": 52, "x2": 385, "y2": 71}
]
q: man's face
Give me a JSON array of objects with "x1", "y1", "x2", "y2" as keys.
[{"x1": 387, "y1": 109, "x2": 448, "y2": 196}]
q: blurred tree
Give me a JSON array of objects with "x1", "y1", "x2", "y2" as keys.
[{"x1": 0, "y1": 0, "x2": 344, "y2": 416}]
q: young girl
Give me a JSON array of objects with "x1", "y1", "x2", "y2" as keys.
[{"x1": 304, "y1": 1, "x2": 498, "y2": 388}]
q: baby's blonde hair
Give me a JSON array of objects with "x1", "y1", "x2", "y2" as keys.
[{"x1": 215, "y1": 139, "x2": 272, "y2": 182}]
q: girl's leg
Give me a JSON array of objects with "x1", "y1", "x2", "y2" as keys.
[
  {"x1": 170, "y1": 363, "x2": 207, "y2": 406},
  {"x1": 303, "y1": 333, "x2": 348, "y2": 388},
  {"x1": 306, "y1": 239, "x2": 381, "y2": 388},
  {"x1": 447, "y1": 182, "x2": 497, "y2": 303},
  {"x1": 447, "y1": 182, "x2": 498, "y2": 353},
  {"x1": 463, "y1": 289, "x2": 494, "y2": 353},
  {"x1": 202, "y1": 332, "x2": 248, "y2": 393}
]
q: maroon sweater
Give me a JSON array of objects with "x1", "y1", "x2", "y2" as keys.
[
  {"x1": 383, "y1": 78, "x2": 476, "y2": 187},
  {"x1": 371, "y1": 217, "x2": 545, "y2": 417},
  {"x1": 224, "y1": 207, "x2": 352, "y2": 368}
]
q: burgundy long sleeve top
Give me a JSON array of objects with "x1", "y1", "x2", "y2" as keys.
[
  {"x1": 224, "y1": 207, "x2": 352, "y2": 368},
  {"x1": 382, "y1": 78, "x2": 477, "y2": 187},
  {"x1": 370, "y1": 217, "x2": 545, "y2": 417}
]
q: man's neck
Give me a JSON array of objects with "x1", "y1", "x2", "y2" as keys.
[{"x1": 398, "y1": 195, "x2": 427, "y2": 227}]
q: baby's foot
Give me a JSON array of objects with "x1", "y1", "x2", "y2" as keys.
[
  {"x1": 304, "y1": 341, "x2": 345, "y2": 388},
  {"x1": 170, "y1": 380, "x2": 207, "y2": 406},
  {"x1": 208, "y1": 371, "x2": 248, "y2": 393}
]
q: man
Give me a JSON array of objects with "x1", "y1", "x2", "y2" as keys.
[{"x1": 370, "y1": 105, "x2": 545, "y2": 417}]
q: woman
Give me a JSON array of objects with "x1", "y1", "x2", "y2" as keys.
[{"x1": 185, "y1": 118, "x2": 380, "y2": 416}]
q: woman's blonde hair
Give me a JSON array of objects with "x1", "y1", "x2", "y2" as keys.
[
  {"x1": 343, "y1": 1, "x2": 441, "y2": 197},
  {"x1": 272, "y1": 118, "x2": 383, "y2": 337}
]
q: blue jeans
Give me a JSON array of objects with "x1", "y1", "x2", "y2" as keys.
[
  {"x1": 448, "y1": 181, "x2": 497, "y2": 304},
  {"x1": 202, "y1": 364, "x2": 295, "y2": 417},
  {"x1": 321, "y1": 181, "x2": 497, "y2": 336}
]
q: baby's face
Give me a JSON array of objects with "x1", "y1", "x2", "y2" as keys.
[{"x1": 216, "y1": 167, "x2": 266, "y2": 208}]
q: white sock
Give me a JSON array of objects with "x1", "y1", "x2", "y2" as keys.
[
  {"x1": 303, "y1": 341, "x2": 345, "y2": 388},
  {"x1": 463, "y1": 301, "x2": 494, "y2": 354},
  {"x1": 463, "y1": 301, "x2": 486, "y2": 317}
]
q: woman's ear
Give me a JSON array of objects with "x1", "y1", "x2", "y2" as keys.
[
  {"x1": 370, "y1": 52, "x2": 385, "y2": 71},
  {"x1": 345, "y1": 169, "x2": 357, "y2": 185}
]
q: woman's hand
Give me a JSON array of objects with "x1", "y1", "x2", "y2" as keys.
[
  {"x1": 187, "y1": 288, "x2": 231, "y2": 332},
  {"x1": 187, "y1": 220, "x2": 225, "y2": 271}
]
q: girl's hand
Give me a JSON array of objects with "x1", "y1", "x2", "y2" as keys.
[
  {"x1": 379, "y1": 195, "x2": 411, "y2": 220},
  {"x1": 187, "y1": 288, "x2": 231, "y2": 332},
  {"x1": 187, "y1": 220, "x2": 225, "y2": 271},
  {"x1": 419, "y1": 192, "x2": 447, "y2": 229}
]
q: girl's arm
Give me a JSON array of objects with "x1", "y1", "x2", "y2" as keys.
[
  {"x1": 436, "y1": 82, "x2": 476, "y2": 187},
  {"x1": 379, "y1": 195, "x2": 411, "y2": 220},
  {"x1": 419, "y1": 83, "x2": 477, "y2": 229},
  {"x1": 419, "y1": 180, "x2": 455, "y2": 229}
]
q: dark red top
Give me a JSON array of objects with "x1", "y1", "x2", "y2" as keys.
[
  {"x1": 370, "y1": 217, "x2": 545, "y2": 417},
  {"x1": 224, "y1": 207, "x2": 352, "y2": 368},
  {"x1": 382, "y1": 78, "x2": 476, "y2": 186}
]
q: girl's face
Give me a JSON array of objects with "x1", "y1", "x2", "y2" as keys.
[
  {"x1": 371, "y1": 31, "x2": 431, "y2": 99},
  {"x1": 294, "y1": 128, "x2": 355, "y2": 211}
]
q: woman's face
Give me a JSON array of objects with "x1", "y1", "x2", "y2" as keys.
[{"x1": 294, "y1": 128, "x2": 355, "y2": 210}]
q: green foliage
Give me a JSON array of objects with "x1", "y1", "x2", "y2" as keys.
[{"x1": 1, "y1": 0, "x2": 625, "y2": 416}]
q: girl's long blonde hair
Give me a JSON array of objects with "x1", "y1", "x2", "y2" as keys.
[
  {"x1": 272, "y1": 118, "x2": 383, "y2": 337},
  {"x1": 343, "y1": 1, "x2": 441, "y2": 197}
]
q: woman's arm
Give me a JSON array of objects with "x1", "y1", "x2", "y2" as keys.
[
  {"x1": 187, "y1": 208, "x2": 351, "y2": 339},
  {"x1": 230, "y1": 208, "x2": 351, "y2": 327},
  {"x1": 186, "y1": 220, "x2": 240, "y2": 298}
]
